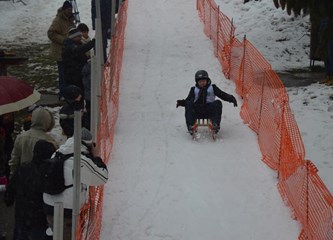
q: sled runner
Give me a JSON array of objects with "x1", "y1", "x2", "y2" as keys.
[{"x1": 191, "y1": 118, "x2": 219, "y2": 141}]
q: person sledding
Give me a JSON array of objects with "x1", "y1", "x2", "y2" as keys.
[{"x1": 176, "y1": 70, "x2": 238, "y2": 135}]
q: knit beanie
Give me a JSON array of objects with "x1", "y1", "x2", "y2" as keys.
[
  {"x1": 32, "y1": 140, "x2": 56, "y2": 164},
  {"x1": 62, "y1": 1, "x2": 72, "y2": 10},
  {"x1": 63, "y1": 85, "x2": 82, "y2": 102},
  {"x1": 68, "y1": 28, "x2": 82, "y2": 39},
  {"x1": 81, "y1": 127, "x2": 93, "y2": 146}
]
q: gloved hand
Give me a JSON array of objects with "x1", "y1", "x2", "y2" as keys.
[
  {"x1": 107, "y1": 29, "x2": 111, "y2": 39},
  {"x1": 232, "y1": 96, "x2": 238, "y2": 107},
  {"x1": 93, "y1": 156, "x2": 107, "y2": 170},
  {"x1": 176, "y1": 99, "x2": 185, "y2": 108}
]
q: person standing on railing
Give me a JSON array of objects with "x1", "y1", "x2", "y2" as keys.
[
  {"x1": 176, "y1": 70, "x2": 238, "y2": 136},
  {"x1": 47, "y1": 1, "x2": 76, "y2": 100}
]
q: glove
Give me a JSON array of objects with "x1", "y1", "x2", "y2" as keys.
[
  {"x1": 232, "y1": 96, "x2": 238, "y2": 107},
  {"x1": 93, "y1": 156, "x2": 107, "y2": 169},
  {"x1": 107, "y1": 29, "x2": 111, "y2": 39},
  {"x1": 233, "y1": 99, "x2": 238, "y2": 107},
  {"x1": 176, "y1": 99, "x2": 185, "y2": 108}
]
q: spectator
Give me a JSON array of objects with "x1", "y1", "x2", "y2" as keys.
[
  {"x1": 8, "y1": 107, "x2": 58, "y2": 175},
  {"x1": 60, "y1": 85, "x2": 89, "y2": 138},
  {"x1": 0, "y1": 113, "x2": 14, "y2": 179},
  {"x1": 4, "y1": 140, "x2": 56, "y2": 240},
  {"x1": 91, "y1": 0, "x2": 120, "y2": 62},
  {"x1": 43, "y1": 128, "x2": 108, "y2": 240},
  {"x1": 47, "y1": 0, "x2": 76, "y2": 100},
  {"x1": 317, "y1": 5, "x2": 333, "y2": 85},
  {"x1": 62, "y1": 28, "x2": 95, "y2": 94},
  {"x1": 77, "y1": 23, "x2": 92, "y2": 59},
  {"x1": 22, "y1": 104, "x2": 38, "y2": 131}
]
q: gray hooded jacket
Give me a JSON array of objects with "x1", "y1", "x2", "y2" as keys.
[{"x1": 9, "y1": 107, "x2": 59, "y2": 174}]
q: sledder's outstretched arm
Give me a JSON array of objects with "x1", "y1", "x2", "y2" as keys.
[
  {"x1": 212, "y1": 85, "x2": 238, "y2": 107},
  {"x1": 176, "y1": 87, "x2": 195, "y2": 108}
]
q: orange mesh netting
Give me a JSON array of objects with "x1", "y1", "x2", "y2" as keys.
[{"x1": 197, "y1": 0, "x2": 333, "y2": 239}]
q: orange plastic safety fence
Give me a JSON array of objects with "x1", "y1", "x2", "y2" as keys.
[
  {"x1": 197, "y1": 0, "x2": 235, "y2": 78},
  {"x1": 74, "y1": 1, "x2": 129, "y2": 240},
  {"x1": 197, "y1": 0, "x2": 333, "y2": 239}
]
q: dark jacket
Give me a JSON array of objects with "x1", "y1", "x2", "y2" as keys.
[
  {"x1": 59, "y1": 103, "x2": 75, "y2": 137},
  {"x1": 82, "y1": 62, "x2": 91, "y2": 102},
  {"x1": 62, "y1": 38, "x2": 95, "y2": 90},
  {"x1": 91, "y1": 0, "x2": 119, "y2": 30},
  {"x1": 5, "y1": 140, "x2": 55, "y2": 227}
]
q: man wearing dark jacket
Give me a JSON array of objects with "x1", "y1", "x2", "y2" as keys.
[
  {"x1": 5, "y1": 140, "x2": 56, "y2": 240},
  {"x1": 176, "y1": 70, "x2": 238, "y2": 135},
  {"x1": 62, "y1": 27, "x2": 95, "y2": 95}
]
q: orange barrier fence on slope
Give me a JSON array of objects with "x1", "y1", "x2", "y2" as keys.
[
  {"x1": 75, "y1": 1, "x2": 129, "y2": 239},
  {"x1": 197, "y1": 0, "x2": 333, "y2": 239}
]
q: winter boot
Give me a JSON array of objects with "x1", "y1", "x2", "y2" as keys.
[
  {"x1": 187, "y1": 125, "x2": 197, "y2": 135},
  {"x1": 212, "y1": 123, "x2": 220, "y2": 134}
]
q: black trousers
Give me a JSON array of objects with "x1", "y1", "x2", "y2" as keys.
[{"x1": 185, "y1": 100, "x2": 222, "y2": 127}]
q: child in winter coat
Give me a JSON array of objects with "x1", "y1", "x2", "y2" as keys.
[
  {"x1": 43, "y1": 128, "x2": 108, "y2": 240},
  {"x1": 77, "y1": 23, "x2": 92, "y2": 59},
  {"x1": 176, "y1": 70, "x2": 238, "y2": 135}
]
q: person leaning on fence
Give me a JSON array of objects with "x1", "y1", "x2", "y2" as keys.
[
  {"x1": 59, "y1": 85, "x2": 82, "y2": 138},
  {"x1": 47, "y1": 1, "x2": 76, "y2": 100},
  {"x1": 176, "y1": 70, "x2": 238, "y2": 135},
  {"x1": 62, "y1": 27, "x2": 95, "y2": 94},
  {"x1": 77, "y1": 23, "x2": 92, "y2": 59},
  {"x1": 43, "y1": 128, "x2": 108, "y2": 240},
  {"x1": 8, "y1": 106, "x2": 59, "y2": 175},
  {"x1": 4, "y1": 140, "x2": 56, "y2": 240},
  {"x1": 59, "y1": 85, "x2": 90, "y2": 139}
]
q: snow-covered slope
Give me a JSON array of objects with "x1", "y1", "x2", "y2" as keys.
[{"x1": 100, "y1": 0, "x2": 299, "y2": 239}]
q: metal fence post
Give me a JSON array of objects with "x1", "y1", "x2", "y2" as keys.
[
  {"x1": 53, "y1": 202, "x2": 64, "y2": 240},
  {"x1": 71, "y1": 109, "x2": 82, "y2": 240}
]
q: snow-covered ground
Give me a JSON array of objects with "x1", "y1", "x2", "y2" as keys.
[{"x1": 0, "y1": 0, "x2": 332, "y2": 239}]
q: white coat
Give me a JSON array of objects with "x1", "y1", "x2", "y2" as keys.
[{"x1": 43, "y1": 137, "x2": 108, "y2": 210}]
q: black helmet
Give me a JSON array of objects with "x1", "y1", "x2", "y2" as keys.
[{"x1": 195, "y1": 70, "x2": 210, "y2": 82}]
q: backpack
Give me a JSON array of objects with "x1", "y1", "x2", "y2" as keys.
[{"x1": 42, "y1": 151, "x2": 74, "y2": 195}]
